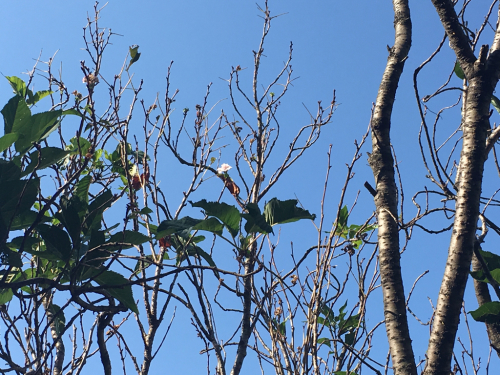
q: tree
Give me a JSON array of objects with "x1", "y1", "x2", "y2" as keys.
[
  {"x1": 369, "y1": 1, "x2": 500, "y2": 374},
  {"x1": 1, "y1": 1, "x2": 500, "y2": 375}
]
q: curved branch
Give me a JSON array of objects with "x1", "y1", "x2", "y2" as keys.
[{"x1": 368, "y1": 1, "x2": 416, "y2": 374}]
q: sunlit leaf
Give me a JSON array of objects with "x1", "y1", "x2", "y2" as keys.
[
  {"x1": 12, "y1": 109, "x2": 63, "y2": 154},
  {"x1": 337, "y1": 206, "x2": 349, "y2": 230},
  {"x1": 469, "y1": 249, "x2": 500, "y2": 284},
  {"x1": 339, "y1": 314, "x2": 360, "y2": 335},
  {"x1": 30, "y1": 90, "x2": 53, "y2": 105},
  {"x1": 469, "y1": 301, "x2": 500, "y2": 323},
  {"x1": 491, "y1": 95, "x2": 500, "y2": 115},
  {"x1": 0, "y1": 133, "x2": 19, "y2": 153},
  {"x1": 0, "y1": 288, "x2": 13, "y2": 304},
  {"x1": 126, "y1": 45, "x2": 141, "y2": 71},
  {"x1": 5, "y1": 76, "x2": 27, "y2": 97},
  {"x1": 75, "y1": 175, "x2": 92, "y2": 205},
  {"x1": 2, "y1": 95, "x2": 30, "y2": 135},
  {"x1": 454, "y1": 61, "x2": 465, "y2": 80}
]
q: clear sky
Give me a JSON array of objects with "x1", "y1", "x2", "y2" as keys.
[{"x1": 1, "y1": 1, "x2": 498, "y2": 373}]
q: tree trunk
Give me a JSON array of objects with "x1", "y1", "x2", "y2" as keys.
[
  {"x1": 369, "y1": 1, "x2": 417, "y2": 374},
  {"x1": 424, "y1": 1, "x2": 500, "y2": 372}
]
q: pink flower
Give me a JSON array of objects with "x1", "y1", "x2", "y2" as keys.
[{"x1": 217, "y1": 163, "x2": 232, "y2": 174}]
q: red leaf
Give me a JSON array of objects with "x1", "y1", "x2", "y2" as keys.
[{"x1": 159, "y1": 236, "x2": 172, "y2": 249}]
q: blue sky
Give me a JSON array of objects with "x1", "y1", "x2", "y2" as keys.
[{"x1": 1, "y1": 1, "x2": 498, "y2": 373}]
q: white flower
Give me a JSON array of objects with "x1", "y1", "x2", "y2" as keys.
[
  {"x1": 82, "y1": 73, "x2": 99, "y2": 86},
  {"x1": 217, "y1": 163, "x2": 232, "y2": 174}
]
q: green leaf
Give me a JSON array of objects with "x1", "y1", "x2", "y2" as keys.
[
  {"x1": 21, "y1": 147, "x2": 71, "y2": 177},
  {"x1": 317, "y1": 337, "x2": 331, "y2": 348},
  {"x1": 469, "y1": 249, "x2": 500, "y2": 283},
  {"x1": 175, "y1": 243, "x2": 220, "y2": 276},
  {"x1": 30, "y1": 90, "x2": 53, "y2": 105},
  {"x1": 132, "y1": 150, "x2": 150, "y2": 164},
  {"x1": 47, "y1": 303, "x2": 66, "y2": 335},
  {"x1": 195, "y1": 247, "x2": 217, "y2": 268},
  {"x1": 138, "y1": 207, "x2": 153, "y2": 215},
  {"x1": 191, "y1": 199, "x2": 241, "y2": 237},
  {"x1": 278, "y1": 320, "x2": 287, "y2": 336},
  {"x1": 0, "y1": 288, "x2": 13, "y2": 304},
  {"x1": 337, "y1": 206, "x2": 349, "y2": 230},
  {"x1": 0, "y1": 133, "x2": 19, "y2": 153},
  {"x1": 10, "y1": 210, "x2": 40, "y2": 230},
  {"x1": 8, "y1": 236, "x2": 41, "y2": 252},
  {"x1": 85, "y1": 189, "x2": 113, "y2": 233},
  {"x1": 339, "y1": 314, "x2": 360, "y2": 335},
  {"x1": 75, "y1": 175, "x2": 92, "y2": 205},
  {"x1": 0, "y1": 246, "x2": 22, "y2": 267},
  {"x1": 6, "y1": 76, "x2": 27, "y2": 97},
  {"x1": 55, "y1": 195, "x2": 84, "y2": 250},
  {"x1": 133, "y1": 255, "x2": 155, "y2": 276},
  {"x1": 492, "y1": 95, "x2": 500, "y2": 115},
  {"x1": 157, "y1": 217, "x2": 204, "y2": 238},
  {"x1": 192, "y1": 217, "x2": 224, "y2": 235},
  {"x1": 454, "y1": 61, "x2": 465, "y2": 80},
  {"x1": 471, "y1": 268, "x2": 500, "y2": 285},
  {"x1": 318, "y1": 304, "x2": 336, "y2": 327},
  {"x1": 338, "y1": 301, "x2": 348, "y2": 321},
  {"x1": 78, "y1": 229, "x2": 107, "y2": 266},
  {"x1": 37, "y1": 224, "x2": 72, "y2": 261},
  {"x1": 264, "y1": 198, "x2": 315, "y2": 226},
  {"x1": 469, "y1": 301, "x2": 500, "y2": 323},
  {"x1": 126, "y1": 45, "x2": 141, "y2": 71},
  {"x1": 344, "y1": 331, "x2": 355, "y2": 346},
  {"x1": 191, "y1": 235, "x2": 206, "y2": 244},
  {"x1": 0, "y1": 160, "x2": 21, "y2": 182},
  {"x1": 94, "y1": 270, "x2": 138, "y2": 314},
  {"x1": 0, "y1": 163, "x2": 39, "y2": 226},
  {"x1": 67, "y1": 136, "x2": 92, "y2": 156},
  {"x1": 242, "y1": 203, "x2": 273, "y2": 234},
  {"x1": 2, "y1": 95, "x2": 30, "y2": 135},
  {"x1": 108, "y1": 230, "x2": 150, "y2": 250},
  {"x1": 13, "y1": 109, "x2": 63, "y2": 154}
]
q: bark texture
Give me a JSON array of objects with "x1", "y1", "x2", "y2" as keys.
[
  {"x1": 369, "y1": 1, "x2": 416, "y2": 374},
  {"x1": 424, "y1": 1, "x2": 500, "y2": 373}
]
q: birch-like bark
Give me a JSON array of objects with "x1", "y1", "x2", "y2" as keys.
[
  {"x1": 42, "y1": 297, "x2": 65, "y2": 375},
  {"x1": 368, "y1": 1, "x2": 417, "y2": 374},
  {"x1": 424, "y1": 1, "x2": 500, "y2": 373}
]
